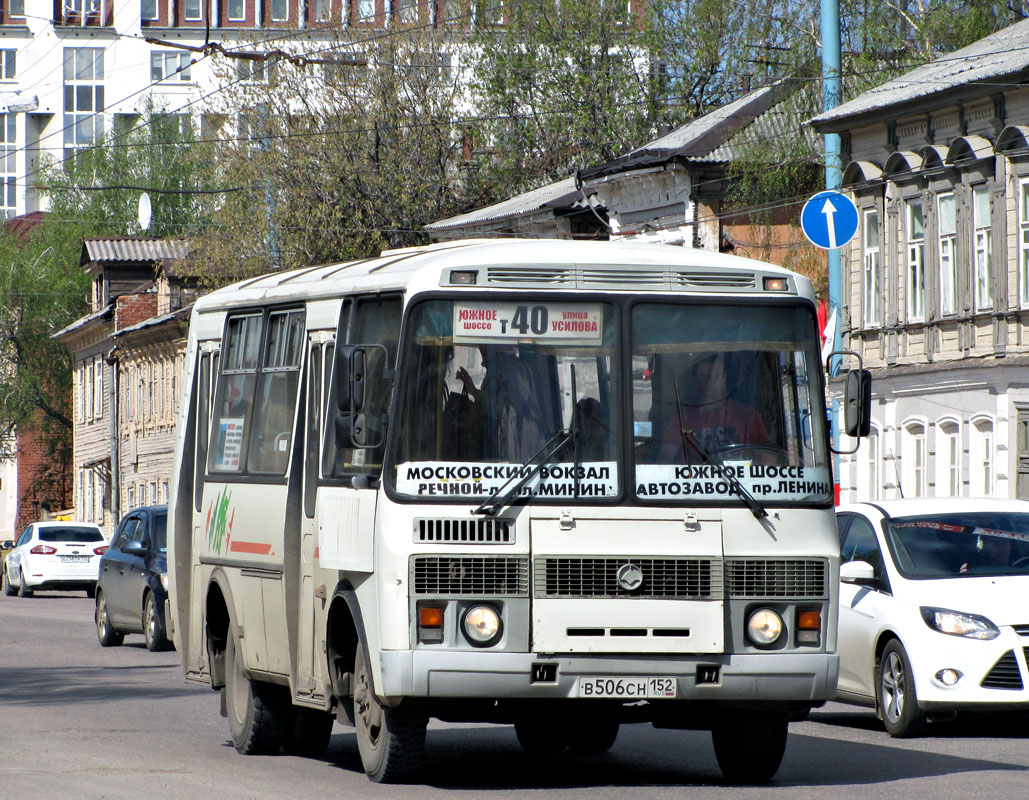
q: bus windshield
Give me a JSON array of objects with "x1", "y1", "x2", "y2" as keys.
[
  {"x1": 631, "y1": 302, "x2": 831, "y2": 504},
  {"x1": 389, "y1": 297, "x2": 831, "y2": 506},
  {"x1": 391, "y1": 298, "x2": 618, "y2": 501}
]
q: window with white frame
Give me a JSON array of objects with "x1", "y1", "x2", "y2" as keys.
[
  {"x1": 127, "y1": 484, "x2": 135, "y2": 509},
  {"x1": 183, "y1": 0, "x2": 201, "y2": 19},
  {"x1": 969, "y1": 418, "x2": 994, "y2": 496},
  {"x1": 94, "y1": 357, "x2": 103, "y2": 419},
  {"x1": 902, "y1": 422, "x2": 927, "y2": 497},
  {"x1": 1020, "y1": 178, "x2": 1029, "y2": 307},
  {"x1": 862, "y1": 209, "x2": 881, "y2": 328},
  {"x1": 84, "y1": 360, "x2": 93, "y2": 419},
  {"x1": 227, "y1": 0, "x2": 244, "y2": 18},
  {"x1": 938, "y1": 192, "x2": 957, "y2": 315},
  {"x1": 906, "y1": 199, "x2": 925, "y2": 321},
  {"x1": 63, "y1": 48, "x2": 104, "y2": 163},
  {"x1": 7, "y1": 0, "x2": 24, "y2": 17},
  {"x1": 973, "y1": 184, "x2": 992, "y2": 311},
  {"x1": 162, "y1": 480, "x2": 169, "y2": 502},
  {"x1": 65, "y1": 0, "x2": 102, "y2": 17},
  {"x1": 357, "y1": 0, "x2": 373, "y2": 19},
  {"x1": 236, "y1": 57, "x2": 274, "y2": 83},
  {"x1": 314, "y1": 0, "x2": 330, "y2": 19},
  {"x1": 0, "y1": 50, "x2": 15, "y2": 80},
  {"x1": 140, "y1": 0, "x2": 157, "y2": 19},
  {"x1": 0, "y1": 114, "x2": 13, "y2": 219},
  {"x1": 151, "y1": 52, "x2": 191, "y2": 82},
  {"x1": 861, "y1": 427, "x2": 880, "y2": 501},
  {"x1": 270, "y1": 0, "x2": 287, "y2": 19},
  {"x1": 396, "y1": 0, "x2": 416, "y2": 22},
  {"x1": 935, "y1": 421, "x2": 961, "y2": 497}
]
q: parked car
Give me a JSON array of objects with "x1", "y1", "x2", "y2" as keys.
[
  {"x1": 95, "y1": 505, "x2": 172, "y2": 651},
  {"x1": 835, "y1": 498, "x2": 1029, "y2": 737},
  {"x1": 2, "y1": 522, "x2": 107, "y2": 597}
]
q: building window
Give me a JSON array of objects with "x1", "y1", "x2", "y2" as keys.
[
  {"x1": 0, "y1": 49, "x2": 15, "y2": 79},
  {"x1": 314, "y1": 0, "x2": 330, "y2": 19},
  {"x1": 237, "y1": 58, "x2": 274, "y2": 83},
  {"x1": 970, "y1": 418, "x2": 994, "y2": 496},
  {"x1": 0, "y1": 113, "x2": 15, "y2": 219},
  {"x1": 84, "y1": 360, "x2": 94, "y2": 419},
  {"x1": 1020, "y1": 178, "x2": 1029, "y2": 307},
  {"x1": 270, "y1": 0, "x2": 287, "y2": 19},
  {"x1": 127, "y1": 484, "x2": 135, "y2": 509},
  {"x1": 903, "y1": 422, "x2": 927, "y2": 497},
  {"x1": 64, "y1": 0, "x2": 102, "y2": 19},
  {"x1": 183, "y1": 0, "x2": 201, "y2": 19},
  {"x1": 151, "y1": 52, "x2": 191, "y2": 82},
  {"x1": 227, "y1": 0, "x2": 245, "y2": 18},
  {"x1": 8, "y1": 0, "x2": 24, "y2": 17},
  {"x1": 63, "y1": 48, "x2": 104, "y2": 163},
  {"x1": 936, "y1": 421, "x2": 960, "y2": 497},
  {"x1": 863, "y1": 428, "x2": 880, "y2": 501},
  {"x1": 140, "y1": 0, "x2": 158, "y2": 19},
  {"x1": 357, "y1": 0, "x2": 374, "y2": 20},
  {"x1": 395, "y1": 0, "x2": 416, "y2": 22},
  {"x1": 94, "y1": 357, "x2": 103, "y2": 419},
  {"x1": 862, "y1": 209, "x2": 880, "y2": 328},
  {"x1": 938, "y1": 192, "x2": 957, "y2": 315},
  {"x1": 973, "y1": 184, "x2": 992, "y2": 312},
  {"x1": 905, "y1": 199, "x2": 925, "y2": 322}
]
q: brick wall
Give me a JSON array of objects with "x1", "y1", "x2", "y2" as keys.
[
  {"x1": 116, "y1": 293, "x2": 158, "y2": 332},
  {"x1": 15, "y1": 416, "x2": 72, "y2": 530}
]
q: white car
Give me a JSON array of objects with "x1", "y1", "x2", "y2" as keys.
[
  {"x1": 835, "y1": 498, "x2": 1029, "y2": 736},
  {"x1": 2, "y1": 521, "x2": 108, "y2": 598}
]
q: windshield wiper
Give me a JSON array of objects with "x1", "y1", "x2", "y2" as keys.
[
  {"x1": 473, "y1": 427, "x2": 576, "y2": 517},
  {"x1": 673, "y1": 383, "x2": 767, "y2": 520}
]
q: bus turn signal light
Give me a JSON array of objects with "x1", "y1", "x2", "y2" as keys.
[
  {"x1": 796, "y1": 609, "x2": 820, "y2": 645},
  {"x1": 419, "y1": 607, "x2": 444, "y2": 628}
]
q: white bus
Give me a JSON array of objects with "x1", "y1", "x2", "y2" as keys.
[{"x1": 168, "y1": 239, "x2": 862, "y2": 784}]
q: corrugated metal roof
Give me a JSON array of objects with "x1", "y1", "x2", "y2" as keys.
[
  {"x1": 425, "y1": 177, "x2": 591, "y2": 230},
  {"x1": 51, "y1": 303, "x2": 114, "y2": 340},
  {"x1": 82, "y1": 237, "x2": 190, "y2": 264},
  {"x1": 809, "y1": 18, "x2": 1029, "y2": 127}
]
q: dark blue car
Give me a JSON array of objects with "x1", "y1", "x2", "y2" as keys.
[{"x1": 95, "y1": 505, "x2": 172, "y2": 651}]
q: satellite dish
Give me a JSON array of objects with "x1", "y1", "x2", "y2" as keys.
[{"x1": 137, "y1": 192, "x2": 152, "y2": 231}]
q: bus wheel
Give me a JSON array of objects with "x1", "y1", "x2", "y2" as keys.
[
  {"x1": 568, "y1": 719, "x2": 619, "y2": 753},
  {"x1": 225, "y1": 630, "x2": 287, "y2": 755},
  {"x1": 283, "y1": 706, "x2": 335, "y2": 757},
  {"x1": 514, "y1": 718, "x2": 568, "y2": 754},
  {"x1": 711, "y1": 709, "x2": 788, "y2": 784},
  {"x1": 353, "y1": 645, "x2": 427, "y2": 783}
]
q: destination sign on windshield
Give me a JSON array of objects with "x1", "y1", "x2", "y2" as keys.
[{"x1": 453, "y1": 301, "x2": 603, "y2": 345}]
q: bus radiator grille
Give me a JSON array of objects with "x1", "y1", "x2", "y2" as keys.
[
  {"x1": 411, "y1": 555, "x2": 529, "y2": 596},
  {"x1": 533, "y1": 557, "x2": 722, "y2": 599},
  {"x1": 725, "y1": 559, "x2": 828, "y2": 598}
]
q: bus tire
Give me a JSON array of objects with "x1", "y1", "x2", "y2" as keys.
[
  {"x1": 568, "y1": 719, "x2": 619, "y2": 753},
  {"x1": 225, "y1": 630, "x2": 287, "y2": 755},
  {"x1": 283, "y1": 706, "x2": 334, "y2": 757},
  {"x1": 711, "y1": 709, "x2": 788, "y2": 784},
  {"x1": 514, "y1": 718, "x2": 568, "y2": 754},
  {"x1": 353, "y1": 644, "x2": 426, "y2": 783},
  {"x1": 96, "y1": 591, "x2": 124, "y2": 647}
]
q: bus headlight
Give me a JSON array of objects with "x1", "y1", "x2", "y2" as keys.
[
  {"x1": 461, "y1": 605, "x2": 502, "y2": 647},
  {"x1": 746, "y1": 608, "x2": 784, "y2": 646}
]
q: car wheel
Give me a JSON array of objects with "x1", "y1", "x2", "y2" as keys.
[
  {"x1": 514, "y1": 718, "x2": 568, "y2": 754},
  {"x1": 878, "y1": 639, "x2": 923, "y2": 737},
  {"x1": 283, "y1": 705, "x2": 335, "y2": 757},
  {"x1": 353, "y1": 643, "x2": 426, "y2": 782},
  {"x1": 2, "y1": 567, "x2": 15, "y2": 596},
  {"x1": 17, "y1": 575, "x2": 32, "y2": 597},
  {"x1": 567, "y1": 718, "x2": 619, "y2": 753},
  {"x1": 225, "y1": 628, "x2": 287, "y2": 755},
  {"x1": 711, "y1": 709, "x2": 789, "y2": 784},
  {"x1": 96, "y1": 591, "x2": 124, "y2": 647},
  {"x1": 143, "y1": 592, "x2": 171, "y2": 652}
]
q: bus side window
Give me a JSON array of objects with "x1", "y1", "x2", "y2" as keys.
[
  {"x1": 209, "y1": 314, "x2": 262, "y2": 474},
  {"x1": 248, "y1": 309, "x2": 305, "y2": 475},
  {"x1": 325, "y1": 295, "x2": 401, "y2": 478},
  {"x1": 194, "y1": 351, "x2": 211, "y2": 512}
]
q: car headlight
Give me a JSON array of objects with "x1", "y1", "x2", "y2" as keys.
[
  {"x1": 920, "y1": 607, "x2": 999, "y2": 640},
  {"x1": 746, "y1": 608, "x2": 784, "y2": 646},
  {"x1": 461, "y1": 605, "x2": 502, "y2": 647}
]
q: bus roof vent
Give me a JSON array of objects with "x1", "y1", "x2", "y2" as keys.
[
  {"x1": 674, "y1": 270, "x2": 757, "y2": 289},
  {"x1": 579, "y1": 268, "x2": 668, "y2": 289},
  {"x1": 414, "y1": 518, "x2": 514, "y2": 544},
  {"x1": 486, "y1": 266, "x2": 576, "y2": 286}
]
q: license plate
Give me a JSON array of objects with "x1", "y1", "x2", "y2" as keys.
[
  {"x1": 60, "y1": 555, "x2": 91, "y2": 563},
  {"x1": 576, "y1": 676, "x2": 677, "y2": 699}
]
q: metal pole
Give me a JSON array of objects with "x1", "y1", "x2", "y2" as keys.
[{"x1": 822, "y1": 0, "x2": 842, "y2": 503}]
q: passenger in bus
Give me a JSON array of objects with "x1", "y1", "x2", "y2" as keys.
[
  {"x1": 658, "y1": 351, "x2": 769, "y2": 462},
  {"x1": 457, "y1": 346, "x2": 545, "y2": 462}
]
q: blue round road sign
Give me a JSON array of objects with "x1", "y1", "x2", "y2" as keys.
[{"x1": 801, "y1": 190, "x2": 859, "y2": 250}]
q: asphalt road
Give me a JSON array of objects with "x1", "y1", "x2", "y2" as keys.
[{"x1": 1, "y1": 591, "x2": 1027, "y2": 799}]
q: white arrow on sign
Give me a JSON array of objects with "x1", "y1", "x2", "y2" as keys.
[{"x1": 820, "y1": 197, "x2": 838, "y2": 249}]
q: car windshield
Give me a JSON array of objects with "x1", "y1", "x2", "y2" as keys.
[
  {"x1": 390, "y1": 298, "x2": 618, "y2": 501},
  {"x1": 154, "y1": 513, "x2": 167, "y2": 552},
  {"x1": 883, "y1": 512, "x2": 1029, "y2": 579},
  {"x1": 38, "y1": 526, "x2": 103, "y2": 543}
]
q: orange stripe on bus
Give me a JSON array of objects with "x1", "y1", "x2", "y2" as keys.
[{"x1": 229, "y1": 541, "x2": 272, "y2": 555}]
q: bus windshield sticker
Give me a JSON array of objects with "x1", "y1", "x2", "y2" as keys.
[
  {"x1": 453, "y1": 301, "x2": 603, "y2": 345},
  {"x1": 396, "y1": 461, "x2": 618, "y2": 499},
  {"x1": 634, "y1": 464, "x2": 833, "y2": 502}
]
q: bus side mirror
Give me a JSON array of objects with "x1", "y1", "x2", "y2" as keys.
[
  {"x1": 335, "y1": 345, "x2": 367, "y2": 413},
  {"x1": 844, "y1": 369, "x2": 872, "y2": 438}
]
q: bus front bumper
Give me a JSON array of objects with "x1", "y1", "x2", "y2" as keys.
[{"x1": 379, "y1": 650, "x2": 839, "y2": 703}]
